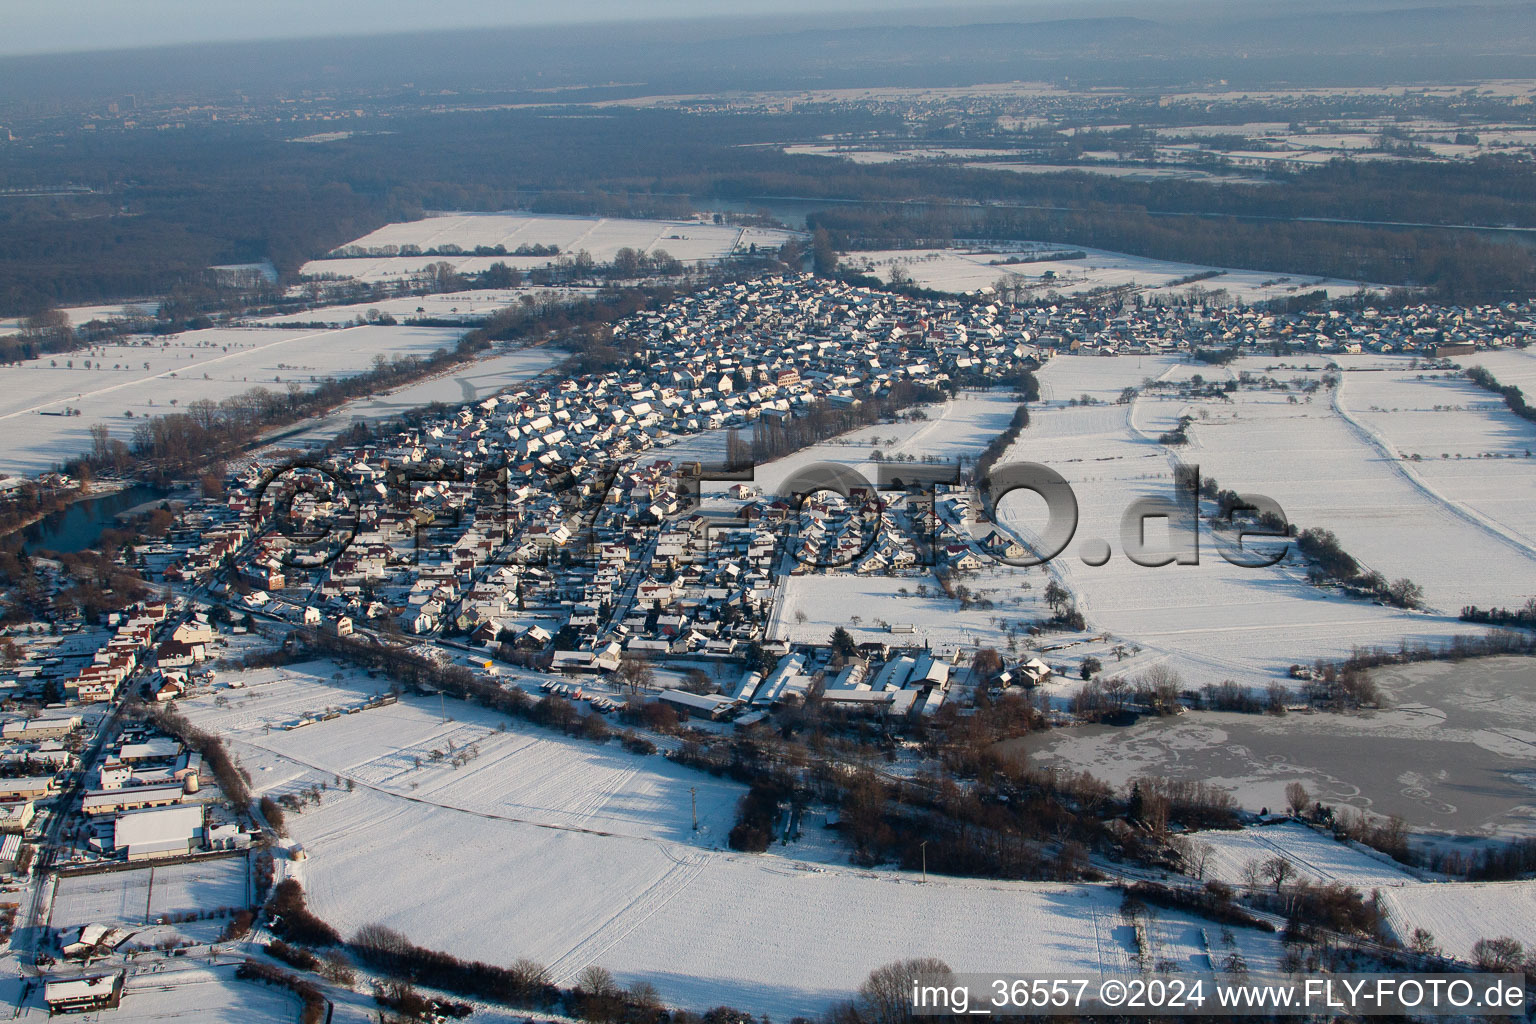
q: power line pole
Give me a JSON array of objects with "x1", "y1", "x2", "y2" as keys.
[
  {"x1": 690, "y1": 787, "x2": 698, "y2": 831},
  {"x1": 920, "y1": 840, "x2": 928, "y2": 883}
]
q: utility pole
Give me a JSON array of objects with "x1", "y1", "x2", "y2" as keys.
[
  {"x1": 920, "y1": 840, "x2": 928, "y2": 883},
  {"x1": 690, "y1": 787, "x2": 698, "y2": 831},
  {"x1": 439, "y1": 691, "x2": 447, "y2": 723}
]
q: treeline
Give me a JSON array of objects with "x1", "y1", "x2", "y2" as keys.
[
  {"x1": 141, "y1": 703, "x2": 251, "y2": 808},
  {"x1": 1332, "y1": 629, "x2": 1536, "y2": 672},
  {"x1": 235, "y1": 960, "x2": 327, "y2": 1024},
  {"x1": 351, "y1": 922, "x2": 559, "y2": 1009},
  {"x1": 727, "y1": 777, "x2": 791, "y2": 852},
  {"x1": 265, "y1": 880, "x2": 341, "y2": 946},
  {"x1": 1467, "y1": 365, "x2": 1536, "y2": 425},
  {"x1": 805, "y1": 202, "x2": 1536, "y2": 304},
  {"x1": 1460, "y1": 598, "x2": 1536, "y2": 629},
  {"x1": 974, "y1": 402, "x2": 1030, "y2": 486}
]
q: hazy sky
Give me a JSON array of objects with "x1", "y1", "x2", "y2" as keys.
[{"x1": 2, "y1": 0, "x2": 1077, "y2": 57}]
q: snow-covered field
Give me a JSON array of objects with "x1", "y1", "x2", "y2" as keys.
[
  {"x1": 0, "y1": 301, "x2": 158, "y2": 334},
  {"x1": 271, "y1": 346, "x2": 561, "y2": 447},
  {"x1": 1338, "y1": 351, "x2": 1536, "y2": 557},
  {"x1": 303, "y1": 212, "x2": 796, "y2": 282},
  {"x1": 0, "y1": 324, "x2": 463, "y2": 474},
  {"x1": 252, "y1": 287, "x2": 592, "y2": 326},
  {"x1": 50, "y1": 858, "x2": 249, "y2": 931},
  {"x1": 775, "y1": 566, "x2": 1050, "y2": 657},
  {"x1": 94, "y1": 965, "x2": 300, "y2": 1024},
  {"x1": 176, "y1": 665, "x2": 1280, "y2": 1016},
  {"x1": 1183, "y1": 823, "x2": 1536, "y2": 956},
  {"x1": 980, "y1": 355, "x2": 1519, "y2": 688},
  {"x1": 1188, "y1": 822, "x2": 1418, "y2": 890},
  {"x1": 845, "y1": 246, "x2": 1374, "y2": 304},
  {"x1": 1385, "y1": 881, "x2": 1536, "y2": 958}
]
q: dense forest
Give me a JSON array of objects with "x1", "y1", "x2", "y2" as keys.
[{"x1": 6, "y1": 101, "x2": 1536, "y2": 314}]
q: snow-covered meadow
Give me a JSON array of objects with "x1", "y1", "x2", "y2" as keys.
[
  {"x1": 1184, "y1": 823, "x2": 1536, "y2": 956},
  {"x1": 302, "y1": 212, "x2": 797, "y2": 283},
  {"x1": 975, "y1": 354, "x2": 1532, "y2": 688},
  {"x1": 845, "y1": 246, "x2": 1374, "y2": 305},
  {"x1": 175, "y1": 664, "x2": 1281, "y2": 1017},
  {"x1": 0, "y1": 324, "x2": 464, "y2": 474}
]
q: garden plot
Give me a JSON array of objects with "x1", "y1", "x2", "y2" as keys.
[
  {"x1": 48, "y1": 858, "x2": 248, "y2": 945},
  {"x1": 303, "y1": 212, "x2": 796, "y2": 282},
  {"x1": 0, "y1": 324, "x2": 462, "y2": 475},
  {"x1": 845, "y1": 246, "x2": 1370, "y2": 304}
]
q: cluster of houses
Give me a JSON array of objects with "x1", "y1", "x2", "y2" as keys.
[
  {"x1": 1014, "y1": 299, "x2": 1535, "y2": 357},
  {"x1": 157, "y1": 277, "x2": 1047, "y2": 667},
  {"x1": 144, "y1": 277, "x2": 1534, "y2": 713},
  {"x1": 62, "y1": 603, "x2": 172, "y2": 704},
  {"x1": 78, "y1": 728, "x2": 250, "y2": 862}
]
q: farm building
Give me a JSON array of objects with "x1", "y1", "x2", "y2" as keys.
[
  {"x1": 654, "y1": 689, "x2": 738, "y2": 721},
  {"x1": 116, "y1": 737, "x2": 180, "y2": 764},
  {"x1": 0, "y1": 776, "x2": 55, "y2": 801},
  {"x1": 112, "y1": 804, "x2": 203, "y2": 861},
  {"x1": 1, "y1": 716, "x2": 81, "y2": 742},
  {"x1": 81, "y1": 783, "x2": 186, "y2": 816},
  {"x1": 43, "y1": 972, "x2": 124, "y2": 1013}
]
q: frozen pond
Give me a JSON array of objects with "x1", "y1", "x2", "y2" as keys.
[{"x1": 1004, "y1": 655, "x2": 1536, "y2": 838}]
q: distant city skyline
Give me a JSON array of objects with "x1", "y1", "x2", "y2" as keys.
[{"x1": 3, "y1": 0, "x2": 1121, "y2": 58}]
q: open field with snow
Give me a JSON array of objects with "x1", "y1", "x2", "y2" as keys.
[
  {"x1": 749, "y1": 391, "x2": 1019, "y2": 496},
  {"x1": 252, "y1": 286, "x2": 592, "y2": 327},
  {"x1": 1188, "y1": 822, "x2": 1419, "y2": 890},
  {"x1": 1179, "y1": 823, "x2": 1536, "y2": 952},
  {"x1": 775, "y1": 566, "x2": 1051, "y2": 658},
  {"x1": 845, "y1": 245, "x2": 1374, "y2": 304},
  {"x1": 47, "y1": 964, "x2": 302, "y2": 1024},
  {"x1": 1337, "y1": 351, "x2": 1536, "y2": 556},
  {"x1": 0, "y1": 324, "x2": 464, "y2": 474},
  {"x1": 303, "y1": 212, "x2": 797, "y2": 282},
  {"x1": 0, "y1": 301, "x2": 158, "y2": 334},
  {"x1": 270, "y1": 345, "x2": 561, "y2": 447},
  {"x1": 974, "y1": 355, "x2": 1524, "y2": 690},
  {"x1": 176, "y1": 664, "x2": 1281, "y2": 1015}
]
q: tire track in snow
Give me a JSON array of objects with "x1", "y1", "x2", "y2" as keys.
[
  {"x1": 544, "y1": 852, "x2": 710, "y2": 987},
  {"x1": 1333, "y1": 373, "x2": 1536, "y2": 565}
]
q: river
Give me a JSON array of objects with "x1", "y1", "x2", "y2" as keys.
[{"x1": 20, "y1": 483, "x2": 175, "y2": 554}]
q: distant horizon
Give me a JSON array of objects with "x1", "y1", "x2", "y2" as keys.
[
  {"x1": 1, "y1": 1, "x2": 1103, "y2": 58},
  {"x1": 4, "y1": 0, "x2": 1462, "y2": 59}
]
